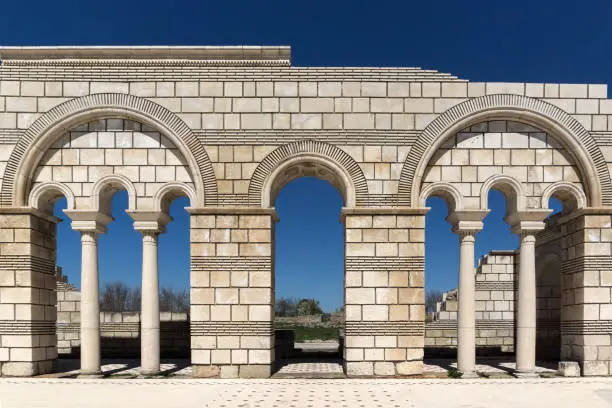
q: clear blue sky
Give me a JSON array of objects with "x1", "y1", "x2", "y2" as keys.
[{"x1": 3, "y1": 0, "x2": 607, "y2": 311}]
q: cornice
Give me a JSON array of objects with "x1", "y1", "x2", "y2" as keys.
[{"x1": 0, "y1": 45, "x2": 291, "y2": 66}]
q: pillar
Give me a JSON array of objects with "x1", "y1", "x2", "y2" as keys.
[
  {"x1": 457, "y1": 232, "x2": 476, "y2": 376},
  {"x1": 140, "y1": 232, "x2": 160, "y2": 374},
  {"x1": 127, "y1": 211, "x2": 170, "y2": 376},
  {"x1": 64, "y1": 210, "x2": 112, "y2": 378},
  {"x1": 342, "y1": 208, "x2": 427, "y2": 377},
  {"x1": 188, "y1": 208, "x2": 276, "y2": 379},
  {"x1": 516, "y1": 231, "x2": 539, "y2": 374},
  {"x1": 448, "y1": 210, "x2": 487, "y2": 378},
  {"x1": 0, "y1": 209, "x2": 58, "y2": 376},
  {"x1": 79, "y1": 231, "x2": 101, "y2": 376},
  {"x1": 507, "y1": 210, "x2": 548, "y2": 377}
]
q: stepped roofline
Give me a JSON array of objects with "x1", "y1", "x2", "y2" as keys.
[{"x1": 0, "y1": 45, "x2": 292, "y2": 66}]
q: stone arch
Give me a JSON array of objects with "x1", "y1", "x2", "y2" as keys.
[
  {"x1": 2, "y1": 93, "x2": 218, "y2": 208},
  {"x1": 541, "y1": 181, "x2": 587, "y2": 213},
  {"x1": 28, "y1": 181, "x2": 76, "y2": 214},
  {"x1": 91, "y1": 174, "x2": 137, "y2": 215},
  {"x1": 419, "y1": 182, "x2": 464, "y2": 212},
  {"x1": 248, "y1": 140, "x2": 368, "y2": 208},
  {"x1": 398, "y1": 94, "x2": 610, "y2": 207},
  {"x1": 153, "y1": 182, "x2": 196, "y2": 213},
  {"x1": 479, "y1": 174, "x2": 526, "y2": 213}
]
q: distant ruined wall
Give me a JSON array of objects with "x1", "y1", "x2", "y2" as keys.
[{"x1": 56, "y1": 279, "x2": 189, "y2": 358}]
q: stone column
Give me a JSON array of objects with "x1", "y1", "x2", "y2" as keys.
[
  {"x1": 64, "y1": 210, "x2": 112, "y2": 378},
  {"x1": 516, "y1": 231, "x2": 537, "y2": 374},
  {"x1": 79, "y1": 231, "x2": 101, "y2": 376},
  {"x1": 141, "y1": 231, "x2": 160, "y2": 374},
  {"x1": 127, "y1": 211, "x2": 170, "y2": 376},
  {"x1": 507, "y1": 210, "x2": 549, "y2": 377},
  {"x1": 448, "y1": 210, "x2": 487, "y2": 378}
]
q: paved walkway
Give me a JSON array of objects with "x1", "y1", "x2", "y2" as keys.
[
  {"x1": 1, "y1": 377, "x2": 612, "y2": 407},
  {"x1": 50, "y1": 357, "x2": 556, "y2": 378}
]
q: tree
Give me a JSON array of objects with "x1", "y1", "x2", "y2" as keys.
[
  {"x1": 425, "y1": 290, "x2": 444, "y2": 314},
  {"x1": 159, "y1": 287, "x2": 189, "y2": 313},
  {"x1": 297, "y1": 298, "x2": 323, "y2": 316},
  {"x1": 99, "y1": 282, "x2": 141, "y2": 312},
  {"x1": 275, "y1": 297, "x2": 298, "y2": 317}
]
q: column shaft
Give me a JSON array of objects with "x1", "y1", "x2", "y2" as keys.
[
  {"x1": 80, "y1": 232, "x2": 101, "y2": 376},
  {"x1": 141, "y1": 232, "x2": 160, "y2": 374},
  {"x1": 457, "y1": 232, "x2": 476, "y2": 376},
  {"x1": 516, "y1": 232, "x2": 537, "y2": 373}
]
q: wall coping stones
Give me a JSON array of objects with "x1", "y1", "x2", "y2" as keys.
[{"x1": 0, "y1": 46, "x2": 292, "y2": 66}]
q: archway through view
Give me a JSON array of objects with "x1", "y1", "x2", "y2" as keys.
[{"x1": 272, "y1": 177, "x2": 345, "y2": 378}]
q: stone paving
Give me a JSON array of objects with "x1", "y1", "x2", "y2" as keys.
[
  {"x1": 49, "y1": 357, "x2": 557, "y2": 379},
  {"x1": 1, "y1": 377, "x2": 612, "y2": 408}
]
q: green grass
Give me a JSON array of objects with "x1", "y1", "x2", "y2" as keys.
[{"x1": 275, "y1": 324, "x2": 340, "y2": 341}]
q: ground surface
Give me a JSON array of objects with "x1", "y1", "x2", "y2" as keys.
[{"x1": 1, "y1": 377, "x2": 612, "y2": 408}]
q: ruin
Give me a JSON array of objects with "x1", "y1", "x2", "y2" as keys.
[{"x1": 0, "y1": 45, "x2": 611, "y2": 378}]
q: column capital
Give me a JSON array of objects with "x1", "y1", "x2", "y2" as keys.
[
  {"x1": 446, "y1": 210, "x2": 489, "y2": 235},
  {"x1": 505, "y1": 210, "x2": 552, "y2": 235},
  {"x1": 126, "y1": 210, "x2": 172, "y2": 234},
  {"x1": 64, "y1": 210, "x2": 113, "y2": 234}
]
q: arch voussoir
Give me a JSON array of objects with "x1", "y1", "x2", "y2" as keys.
[
  {"x1": 2, "y1": 93, "x2": 218, "y2": 208},
  {"x1": 398, "y1": 94, "x2": 610, "y2": 208}
]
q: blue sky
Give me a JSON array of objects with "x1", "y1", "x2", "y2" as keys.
[{"x1": 5, "y1": 0, "x2": 608, "y2": 311}]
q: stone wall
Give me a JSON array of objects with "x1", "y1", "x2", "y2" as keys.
[
  {"x1": 1, "y1": 46, "x2": 612, "y2": 377},
  {"x1": 426, "y1": 250, "x2": 516, "y2": 353},
  {"x1": 56, "y1": 279, "x2": 189, "y2": 358}
]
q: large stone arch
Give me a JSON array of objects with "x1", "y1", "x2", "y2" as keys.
[
  {"x1": 1, "y1": 93, "x2": 218, "y2": 207},
  {"x1": 248, "y1": 140, "x2": 368, "y2": 207},
  {"x1": 398, "y1": 94, "x2": 611, "y2": 207}
]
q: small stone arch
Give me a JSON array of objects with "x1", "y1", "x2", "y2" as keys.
[
  {"x1": 398, "y1": 94, "x2": 610, "y2": 207},
  {"x1": 28, "y1": 181, "x2": 76, "y2": 214},
  {"x1": 479, "y1": 174, "x2": 526, "y2": 213},
  {"x1": 248, "y1": 140, "x2": 368, "y2": 208},
  {"x1": 541, "y1": 182, "x2": 587, "y2": 213},
  {"x1": 153, "y1": 182, "x2": 196, "y2": 213},
  {"x1": 419, "y1": 182, "x2": 464, "y2": 212},
  {"x1": 2, "y1": 93, "x2": 217, "y2": 208},
  {"x1": 91, "y1": 174, "x2": 137, "y2": 215}
]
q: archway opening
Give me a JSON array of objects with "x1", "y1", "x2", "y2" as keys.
[
  {"x1": 158, "y1": 196, "x2": 191, "y2": 365},
  {"x1": 273, "y1": 177, "x2": 345, "y2": 376},
  {"x1": 424, "y1": 196, "x2": 459, "y2": 358}
]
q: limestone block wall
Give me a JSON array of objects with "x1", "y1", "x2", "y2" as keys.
[
  {"x1": 0, "y1": 211, "x2": 57, "y2": 376},
  {"x1": 189, "y1": 211, "x2": 274, "y2": 378},
  {"x1": 343, "y1": 211, "x2": 425, "y2": 376},
  {"x1": 561, "y1": 213, "x2": 612, "y2": 375},
  {"x1": 1, "y1": 47, "x2": 612, "y2": 377},
  {"x1": 426, "y1": 251, "x2": 516, "y2": 352},
  {"x1": 56, "y1": 279, "x2": 80, "y2": 354}
]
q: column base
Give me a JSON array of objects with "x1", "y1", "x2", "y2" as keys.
[
  {"x1": 513, "y1": 371, "x2": 540, "y2": 379},
  {"x1": 77, "y1": 372, "x2": 104, "y2": 379},
  {"x1": 459, "y1": 371, "x2": 479, "y2": 379}
]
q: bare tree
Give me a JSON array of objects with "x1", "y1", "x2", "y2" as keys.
[
  {"x1": 159, "y1": 287, "x2": 189, "y2": 313},
  {"x1": 425, "y1": 290, "x2": 444, "y2": 314},
  {"x1": 275, "y1": 297, "x2": 298, "y2": 317},
  {"x1": 100, "y1": 282, "x2": 141, "y2": 312}
]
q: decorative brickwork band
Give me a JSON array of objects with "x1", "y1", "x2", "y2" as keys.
[
  {"x1": 0, "y1": 255, "x2": 56, "y2": 274},
  {"x1": 475, "y1": 282, "x2": 516, "y2": 291},
  {"x1": 398, "y1": 94, "x2": 610, "y2": 207},
  {"x1": 191, "y1": 256, "x2": 272, "y2": 271},
  {"x1": 345, "y1": 257, "x2": 425, "y2": 271},
  {"x1": 562, "y1": 321, "x2": 612, "y2": 335},
  {"x1": 345, "y1": 321, "x2": 424, "y2": 336},
  {"x1": 1, "y1": 93, "x2": 218, "y2": 207},
  {"x1": 561, "y1": 256, "x2": 612, "y2": 273},
  {"x1": 426, "y1": 320, "x2": 514, "y2": 330},
  {"x1": 0, "y1": 321, "x2": 55, "y2": 335},
  {"x1": 190, "y1": 322, "x2": 273, "y2": 336}
]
